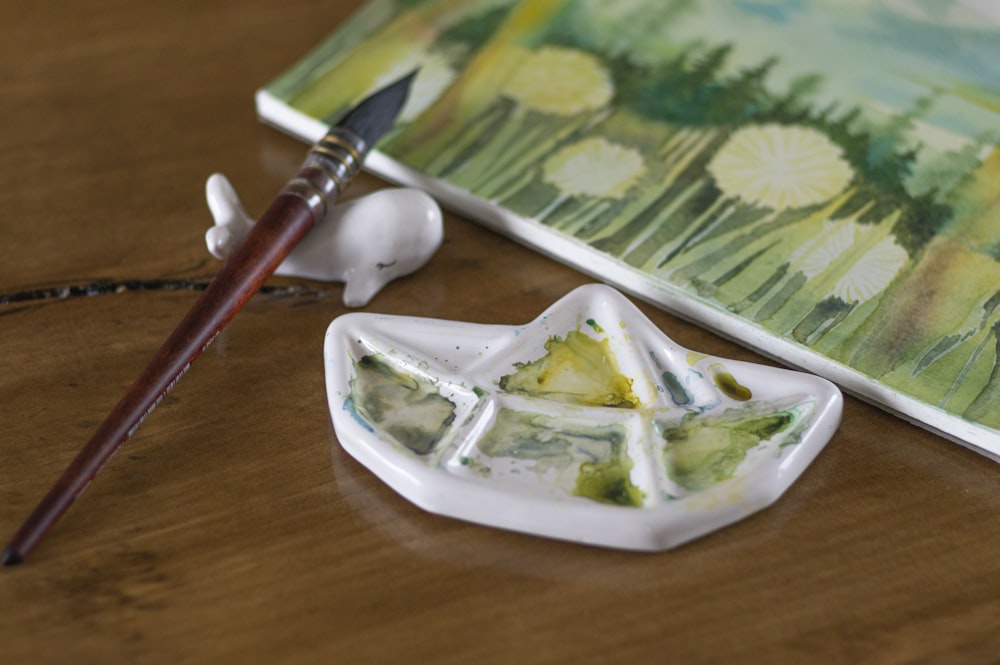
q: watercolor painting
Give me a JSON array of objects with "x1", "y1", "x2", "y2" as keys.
[{"x1": 259, "y1": 0, "x2": 1000, "y2": 459}]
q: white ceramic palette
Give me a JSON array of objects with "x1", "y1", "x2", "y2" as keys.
[{"x1": 324, "y1": 284, "x2": 842, "y2": 551}]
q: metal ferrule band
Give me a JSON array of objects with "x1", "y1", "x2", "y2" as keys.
[
  {"x1": 282, "y1": 128, "x2": 369, "y2": 222},
  {"x1": 316, "y1": 132, "x2": 363, "y2": 166}
]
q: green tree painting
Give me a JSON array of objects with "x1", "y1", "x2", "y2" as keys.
[{"x1": 262, "y1": 0, "x2": 1000, "y2": 455}]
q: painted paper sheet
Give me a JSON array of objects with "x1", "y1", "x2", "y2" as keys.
[{"x1": 258, "y1": 0, "x2": 1000, "y2": 459}]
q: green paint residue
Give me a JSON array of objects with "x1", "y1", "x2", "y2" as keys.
[
  {"x1": 661, "y1": 371, "x2": 693, "y2": 406},
  {"x1": 575, "y1": 457, "x2": 643, "y2": 507},
  {"x1": 458, "y1": 455, "x2": 492, "y2": 477},
  {"x1": 710, "y1": 364, "x2": 752, "y2": 401},
  {"x1": 477, "y1": 408, "x2": 643, "y2": 507},
  {"x1": 349, "y1": 354, "x2": 456, "y2": 456},
  {"x1": 499, "y1": 330, "x2": 639, "y2": 408},
  {"x1": 658, "y1": 409, "x2": 797, "y2": 491},
  {"x1": 585, "y1": 318, "x2": 605, "y2": 334}
]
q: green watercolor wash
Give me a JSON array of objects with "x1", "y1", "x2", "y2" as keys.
[
  {"x1": 477, "y1": 408, "x2": 643, "y2": 507},
  {"x1": 499, "y1": 330, "x2": 640, "y2": 408},
  {"x1": 473, "y1": 386, "x2": 487, "y2": 398},
  {"x1": 657, "y1": 409, "x2": 797, "y2": 491},
  {"x1": 710, "y1": 364, "x2": 752, "y2": 401},
  {"x1": 349, "y1": 354, "x2": 456, "y2": 456}
]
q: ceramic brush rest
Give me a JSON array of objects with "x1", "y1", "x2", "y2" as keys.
[{"x1": 205, "y1": 173, "x2": 444, "y2": 306}]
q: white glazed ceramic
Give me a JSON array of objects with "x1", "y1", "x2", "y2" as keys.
[
  {"x1": 204, "y1": 173, "x2": 443, "y2": 306},
  {"x1": 324, "y1": 284, "x2": 842, "y2": 551}
]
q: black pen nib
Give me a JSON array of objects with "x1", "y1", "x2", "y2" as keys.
[
  {"x1": 335, "y1": 70, "x2": 418, "y2": 147},
  {"x1": 2, "y1": 547, "x2": 23, "y2": 566}
]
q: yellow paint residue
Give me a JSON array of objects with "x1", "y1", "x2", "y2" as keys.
[
  {"x1": 686, "y1": 351, "x2": 708, "y2": 367},
  {"x1": 709, "y1": 363, "x2": 752, "y2": 401},
  {"x1": 500, "y1": 331, "x2": 640, "y2": 408}
]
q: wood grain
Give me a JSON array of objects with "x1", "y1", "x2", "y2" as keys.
[{"x1": 1, "y1": 1, "x2": 998, "y2": 663}]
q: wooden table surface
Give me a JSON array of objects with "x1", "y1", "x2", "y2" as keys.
[{"x1": 2, "y1": 2, "x2": 998, "y2": 663}]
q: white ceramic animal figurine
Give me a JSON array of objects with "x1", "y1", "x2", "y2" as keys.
[{"x1": 205, "y1": 173, "x2": 443, "y2": 307}]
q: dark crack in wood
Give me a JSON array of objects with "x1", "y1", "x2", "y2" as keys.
[{"x1": 0, "y1": 279, "x2": 332, "y2": 307}]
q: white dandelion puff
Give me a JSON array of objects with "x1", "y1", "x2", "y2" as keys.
[
  {"x1": 543, "y1": 137, "x2": 647, "y2": 199},
  {"x1": 789, "y1": 220, "x2": 909, "y2": 303},
  {"x1": 791, "y1": 221, "x2": 857, "y2": 279},
  {"x1": 708, "y1": 124, "x2": 853, "y2": 210},
  {"x1": 501, "y1": 46, "x2": 614, "y2": 116},
  {"x1": 831, "y1": 236, "x2": 909, "y2": 303}
]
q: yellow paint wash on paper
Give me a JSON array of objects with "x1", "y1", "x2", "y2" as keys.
[{"x1": 391, "y1": 0, "x2": 565, "y2": 158}]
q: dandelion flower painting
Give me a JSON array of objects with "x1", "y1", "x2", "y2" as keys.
[
  {"x1": 830, "y1": 237, "x2": 909, "y2": 304},
  {"x1": 707, "y1": 125, "x2": 854, "y2": 211},
  {"x1": 501, "y1": 46, "x2": 613, "y2": 116},
  {"x1": 788, "y1": 220, "x2": 908, "y2": 303},
  {"x1": 261, "y1": 0, "x2": 1000, "y2": 457},
  {"x1": 542, "y1": 137, "x2": 646, "y2": 199},
  {"x1": 790, "y1": 221, "x2": 859, "y2": 281}
]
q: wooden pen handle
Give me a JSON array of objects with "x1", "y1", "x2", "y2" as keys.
[{"x1": 5, "y1": 192, "x2": 320, "y2": 561}]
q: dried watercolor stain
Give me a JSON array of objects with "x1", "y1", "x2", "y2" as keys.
[
  {"x1": 499, "y1": 329, "x2": 640, "y2": 408},
  {"x1": 346, "y1": 354, "x2": 456, "y2": 456},
  {"x1": 708, "y1": 363, "x2": 752, "y2": 401},
  {"x1": 476, "y1": 408, "x2": 643, "y2": 507},
  {"x1": 656, "y1": 406, "x2": 801, "y2": 491},
  {"x1": 342, "y1": 312, "x2": 816, "y2": 513}
]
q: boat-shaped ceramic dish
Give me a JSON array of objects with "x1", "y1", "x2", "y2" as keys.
[{"x1": 324, "y1": 284, "x2": 842, "y2": 551}]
